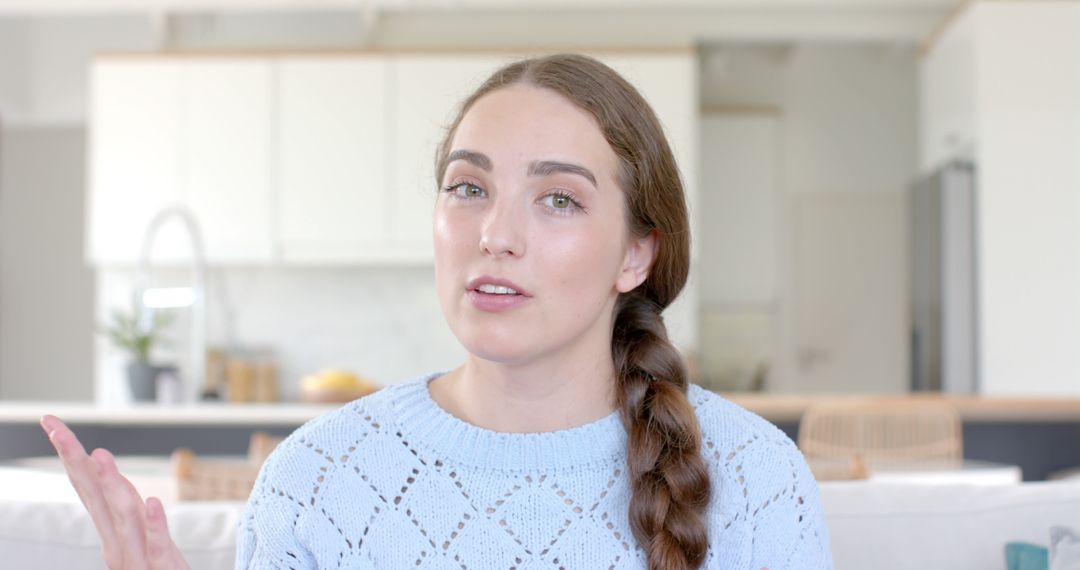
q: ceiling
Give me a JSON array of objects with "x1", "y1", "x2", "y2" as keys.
[{"x1": 0, "y1": 0, "x2": 961, "y2": 13}]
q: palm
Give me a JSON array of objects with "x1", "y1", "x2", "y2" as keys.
[{"x1": 39, "y1": 414, "x2": 191, "y2": 570}]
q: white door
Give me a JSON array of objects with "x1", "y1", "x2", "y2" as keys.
[
  {"x1": 698, "y1": 113, "x2": 780, "y2": 391},
  {"x1": 784, "y1": 192, "x2": 909, "y2": 394},
  {"x1": 181, "y1": 59, "x2": 274, "y2": 263},
  {"x1": 277, "y1": 56, "x2": 390, "y2": 263}
]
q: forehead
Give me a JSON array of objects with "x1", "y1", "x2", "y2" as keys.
[{"x1": 449, "y1": 84, "x2": 619, "y2": 181}]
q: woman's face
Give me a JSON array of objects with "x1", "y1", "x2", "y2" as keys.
[{"x1": 433, "y1": 84, "x2": 655, "y2": 366}]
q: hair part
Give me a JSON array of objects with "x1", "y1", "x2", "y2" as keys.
[{"x1": 435, "y1": 53, "x2": 711, "y2": 570}]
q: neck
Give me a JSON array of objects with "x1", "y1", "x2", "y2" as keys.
[{"x1": 431, "y1": 335, "x2": 619, "y2": 434}]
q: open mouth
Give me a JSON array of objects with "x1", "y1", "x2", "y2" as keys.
[
  {"x1": 474, "y1": 284, "x2": 520, "y2": 295},
  {"x1": 467, "y1": 287, "x2": 530, "y2": 311}
]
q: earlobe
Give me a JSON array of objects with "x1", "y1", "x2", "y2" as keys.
[{"x1": 616, "y1": 229, "x2": 659, "y2": 293}]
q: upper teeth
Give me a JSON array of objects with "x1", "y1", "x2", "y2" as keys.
[{"x1": 477, "y1": 284, "x2": 518, "y2": 295}]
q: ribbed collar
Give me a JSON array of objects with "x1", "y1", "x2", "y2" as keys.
[{"x1": 386, "y1": 371, "x2": 628, "y2": 472}]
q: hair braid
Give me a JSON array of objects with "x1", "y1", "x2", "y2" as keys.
[
  {"x1": 613, "y1": 292, "x2": 711, "y2": 570},
  {"x1": 434, "y1": 53, "x2": 713, "y2": 569}
]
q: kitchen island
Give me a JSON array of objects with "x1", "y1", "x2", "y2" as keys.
[{"x1": 4, "y1": 391, "x2": 1080, "y2": 480}]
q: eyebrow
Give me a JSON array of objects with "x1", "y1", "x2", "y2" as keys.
[
  {"x1": 528, "y1": 160, "x2": 598, "y2": 189},
  {"x1": 446, "y1": 149, "x2": 492, "y2": 171},
  {"x1": 445, "y1": 149, "x2": 598, "y2": 189}
]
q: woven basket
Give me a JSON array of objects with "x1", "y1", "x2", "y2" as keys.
[{"x1": 171, "y1": 431, "x2": 283, "y2": 501}]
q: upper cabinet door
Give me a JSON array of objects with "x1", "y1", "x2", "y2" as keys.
[
  {"x1": 181, "y1": 59, "x2": 274, "y2": 264},
  {"x1": 277, "y1": 56, "x2": 390, "y2": 263},
  {"x1": 88, "y1": 60, "x2": 187, "y2": 265},
  {"x1": 391, "y1": 54, "x2": 512, "y2": 262}
]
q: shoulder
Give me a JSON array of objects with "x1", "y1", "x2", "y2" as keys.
[
  {"x1": 687, "y1": 382, "x2": 796, "y2": 459},
  {"x1": 687, "y1": 383, "x2": 834, "y2": 569},
  {"x1": 686, "y1": 383, "x2": 809, "y2": 512}
]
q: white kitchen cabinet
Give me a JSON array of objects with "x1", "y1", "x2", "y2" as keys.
[
  {"x1": 88, "y1": 57, "x2": 273, "y2": 265},
  {"x1": 391, "y1": 54, "x2": 512, "y2": 262},
  {"x1": 277, "y1": 56, "x2": 391, "y2": 263},
  {"x1": 89, "y1": 51, "x2": 700, "y2": 268},
  {"x1": 181, "y1": 59, "x2": 274, "y2": 264},
  {"x1": 87, "y1": 60, "x2": 187, "y2": 264}
]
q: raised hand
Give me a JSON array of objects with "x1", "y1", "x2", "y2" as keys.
[{"x1": 39, "y1": 414, "x2": 191, "y2": 570}]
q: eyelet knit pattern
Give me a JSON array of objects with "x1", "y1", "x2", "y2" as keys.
[{"x1": 236, "y1": 371, "x2": 833, "y2": 569}]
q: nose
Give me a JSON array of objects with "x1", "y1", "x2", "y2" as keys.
[{"x1": 478, "y1": 195, "x2": 525, "y2": 258}]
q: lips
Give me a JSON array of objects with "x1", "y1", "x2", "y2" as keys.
[{"x1": 466, "y1": 275, "x2": 531, "y2": 297}]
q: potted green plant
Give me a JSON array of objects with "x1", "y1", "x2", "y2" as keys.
[{"x1": 99, "y1": 302, "x2": 175, "y2": 402}]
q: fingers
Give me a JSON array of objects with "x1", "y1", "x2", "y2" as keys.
[
  {"x1": 145, "y1": 496, "x2": 188, "y2": 569},
  {"x1": 39, "y1": 415, "x2": 122, "y2": 566},
  {"x1": 93, "y1": 448, "x2": 151, "y2": 569}
]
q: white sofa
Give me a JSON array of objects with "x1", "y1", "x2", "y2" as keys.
[
  {"x1": 2, "y1": 471, "x2": 1079, "y2": 569},
  {"x1": 821, "y1": 480, "x2": 1080, "y2": 569}
]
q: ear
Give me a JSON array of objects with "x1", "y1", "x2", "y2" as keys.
[{"x1": 616, "y1": 228, "x2": 659, "y2": 293}]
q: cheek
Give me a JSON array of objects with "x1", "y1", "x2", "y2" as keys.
[
  {"x1": 433, "y1": 207, "x2": 474, "y2": 258},
  {"x1": 539, "y1": 221, "x2": 623, "y2": 301},
  {"x1": 433, "y1": 208, "x2": 472, "y2": 303}
]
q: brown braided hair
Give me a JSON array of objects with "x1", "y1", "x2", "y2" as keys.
[{"x1": 434, "y1": 53, "x2": 711, "y2": 570}]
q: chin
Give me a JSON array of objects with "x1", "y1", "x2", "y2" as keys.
[{"x1": 454, "y1": 324, "x2": 537, "y2": 364}]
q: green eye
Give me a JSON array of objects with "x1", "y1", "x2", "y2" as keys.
[
  {"x1": 544, "y1": 192, "x2": 580, "y2": 213},
  {"x1": 445, "y1": 182, "x2": 485, "y2": 199}
]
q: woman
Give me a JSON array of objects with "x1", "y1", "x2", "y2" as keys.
[{"x1": 40, "y1": 53, "x2": 832, "y2": 569}]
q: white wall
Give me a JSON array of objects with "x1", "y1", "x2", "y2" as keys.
[
  {"x1": 702, "y1": 43, "x2": 917, "y2": 196},
  {"x1": 700, "y1": 43, "x2": 917, "y2": 393},
  {"x1": 0, "y1": 16, "x2": 156, "y2": 401},
  {"x1": 0, "y1": 127, "x2": 95, "y2": 400},
  {"x1": 93, "y1": 266, "x2": 467, "y2": 404},
  {"x1": 920, "y1": 1, "x2": 1080, "y2": 396},
  {"x1": 918, "y1": 8, "x2": 975, "y2": 171},
  {"x1": 973, "y1": 2, "x2": 1080, "y2": 396},
  {"x1": 0, "y1": 15, "x2": 156, "y2": 126},
  {"x1": 0, "y1": 19, "x2": 31, "y2": 120}
]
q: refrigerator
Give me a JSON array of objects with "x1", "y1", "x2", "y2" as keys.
[{"x1": 910, "y1": 160, "x2": 979, "y2": 394}]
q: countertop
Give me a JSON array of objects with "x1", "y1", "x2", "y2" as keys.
[
  {"x1": 1, "y1": 401, "x2": 338, "y2": 425},
  {"x1": 4, "y1": 390, "x2": 1080, "y2": 425}
]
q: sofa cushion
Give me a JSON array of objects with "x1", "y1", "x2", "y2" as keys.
[
  {"x1": 0, "y1": 498, "x2": 243, "y2": 570},
  {"x1": 3, "y1": 473, "x2": 1080, "y2": 569},
  {"x1": 821, "y1": 481, "x2": 1080, "y2": 570}
]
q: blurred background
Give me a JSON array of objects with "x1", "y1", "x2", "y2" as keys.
[
  {"x1": 0, "y1": 0, "x2": 1076, "y2": 406},
  {"x1": 6, "y1": 4, "x2": 1080, "y2": 565},
  {"x1": 1, "y1": 5, "x2": 1080, "y2": 567}
]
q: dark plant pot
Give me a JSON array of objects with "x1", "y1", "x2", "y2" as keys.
[{"x1": 126, "y1": 360, "x2": 160, "y2": 402}]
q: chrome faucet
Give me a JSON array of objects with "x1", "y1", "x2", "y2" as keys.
[{"x1": 132, "y1": 204, "x2": 207, "y2": 404}]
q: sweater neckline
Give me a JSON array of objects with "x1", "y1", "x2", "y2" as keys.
[{"x1": 388, "y1": 371, "x2": 628, "y2": 472}]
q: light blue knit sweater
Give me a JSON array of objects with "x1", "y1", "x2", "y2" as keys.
[{"x1": 236, "y1": 371, "x2": 833, "y2": 569}]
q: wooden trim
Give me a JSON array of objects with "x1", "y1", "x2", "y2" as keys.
[
  {"x1": 93, "y1": 45, "x2": 697, "y2": 60},
  {"x1": 5, "y1": 393, "x2": 1080, "y2": 425},
  {"x1": 718, "y1": 391, "x2": 1080, "y2": 424},
  {"x1": 919, "y1": 0, "x2": 972, "y2": 58}
]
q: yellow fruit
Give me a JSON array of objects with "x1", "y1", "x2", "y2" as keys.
[{"x1": 301, "y1": 369, "x2": 367, "y2": 391}]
